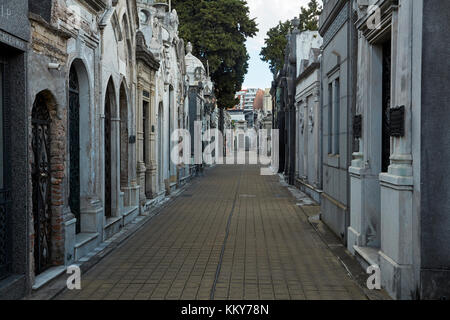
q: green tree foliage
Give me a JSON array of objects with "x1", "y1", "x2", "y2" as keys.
[
  {"x1": 299, "y1": 0, "x2": 322, "y2": 31},
  {"x1": 260, "y1": 0, "x2": 322, "y2": 76},
  {"x1": 259, "y1": 20, "x2": 293, "y2": 76},
  {"x1": 171, "y1": 0, "x2": 258, "y2": 109}
]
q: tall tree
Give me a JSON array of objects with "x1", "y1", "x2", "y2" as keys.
[
  {"x1": 260, "y1": 0, "x2": 322, "y2": 76},
  {"x1": 259, "y1": 20, "x2": 293, "y2": 76},
  {"x1": 171, "y1": 0, "x2": 258, "y2": 109},
  {"x1": 299, "y1": 0, "x2": 322, "y2": 31}
]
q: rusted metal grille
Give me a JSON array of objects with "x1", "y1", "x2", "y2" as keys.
[{"x1": 32, "y1": 94, "x2": 52, "y2": 274}]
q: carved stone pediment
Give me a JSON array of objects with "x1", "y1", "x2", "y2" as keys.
[
  {"x1": 356, "y1": 0, "x2": 398, "y2": 44},
  {"x1": 136, "y1": 31, "x2": 160, "y2": 71},
  {"x1": 84, "y1": 0, "x2": 108, "y2": 12}
]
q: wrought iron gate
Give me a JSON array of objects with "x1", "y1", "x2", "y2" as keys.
[
  {"x1": 382, "y1": 41, "x2": 392, "y2": 173},
  {"x1": 69, "y1": 68, "x2": 81, "y2": 233},
  {"x1": 104, "y1": 93, "x2": 112, "y2": 217},
  {"x1": 32, "y1": 95, "x2": 52, "y2": 274}
]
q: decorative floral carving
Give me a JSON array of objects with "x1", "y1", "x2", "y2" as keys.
[{"x1": 309, "y1": 105, "x2": 314, "y2": 133}]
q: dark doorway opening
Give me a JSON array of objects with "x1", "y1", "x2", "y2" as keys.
[
  {"x1": 381, "y1": 40, "x2": 392, "y2": 173},
  {"x1": 69, "y1": 66, "x2": 81, "y2": 233},
  {"x1": 104, "y1": 81, "x2": 114, "y2": 218},
  {"x1": 119, "y1": 85, "x2": 128, "y2": 191}
]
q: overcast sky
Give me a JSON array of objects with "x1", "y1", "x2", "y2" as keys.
[{"x1": 242, "y1": 0, "x2": 310, "y2": 90}]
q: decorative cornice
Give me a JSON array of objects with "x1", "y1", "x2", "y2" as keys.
[
  {"x1": 296, "y1": 62, "x2": 320, "y2": 84},
  {"x1": 319, "y1": 0, "x2": 348, "y2": 36},
  {"x1": 321, "y1": 2, "x2": 349, "y2": 48},
  {"x1": 28, "y1": 12, "x2": 72, "y2": 39},
  {"x1": 357, "y1": 0, "x2": 397, "y2": 44},
  {"x1": 136, "y1": 32, "x2": 160, "y2": 71},
  {"x1": 84, "y1": 0, "x2": 108, "y2": 12}
]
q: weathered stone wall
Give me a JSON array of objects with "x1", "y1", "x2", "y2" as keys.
[
  {"x1": 319, "y1": 0, "x2": 355, "y2": 242},
  {"x1": 28, "y1": 17, "x2": 69, "y2": 281},
  {"x1": 420, "y1": 0, "x2": 450, "y2": 300},
  {"x1": 0, "y1": 0, "x2": 30, "y2": 299}
]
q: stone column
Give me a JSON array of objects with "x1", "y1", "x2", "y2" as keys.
[
  {"x1": 295, "y1": 101, "x2": 300, "y2": 179},
  {"x1": 313, "y1": 88, "x2": 321, "y2": 189},
  {"x1": 303, "y1": 99, "x2": 309, "y2": 182},
  {"x1": 126, "y1": 82, "x2": 139, "y2": 209},
  {"x1": 149, "y1": 81, "x2": 159, "y2": 198},
  {"x1": 111, "y1": 115, "x2": 122, "y2": 217},
  {"x1": 378, "y1": 0, "x2": 415, "y2": 299},
  {"x1": 136, "y1": 83, "x2": 147, "y2": 207},
  {"x1": 348, "y1": 31, "x2": 369, "y2": 254}
]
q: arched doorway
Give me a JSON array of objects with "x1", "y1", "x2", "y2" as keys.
[
  {"x1": 104, "y1": 79, "x2": 115, "y2": 218},
  {"x1": 69, "y1": 66, "x2": 81, "y2": 233},
  {"x1": 119, "y1": 84, "x2": 128, "y2": 191},
  {"x1": 31, "y1": 93, "x2": 52, "y2": 274}
]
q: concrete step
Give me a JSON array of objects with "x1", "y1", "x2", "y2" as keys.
[
  {"x1": 32, "y1": 266, "x2": 66, "y2": 291},
  {"x1": 104, "y1": 216, "x2": 123, "y2": 240},
  {"x1": 354, "y1": 245, "x2": 380, "y2": 271},
  {"x1": 74, "y1": 232, "x2": 100, "y2": 261},
  {"x1": 122, "y1": 206, "x2": 139, "y2": 226}
]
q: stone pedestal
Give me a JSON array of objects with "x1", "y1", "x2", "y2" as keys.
[
  {"x1": 137, "y1": 161, "x2": 147, "y2": 205},
  {"x1": 121, "y1": 184, "x2": 140, "y2": 208},
  {"x1": 119, "y1": 191, "x2": 124, "y2": 215},
  {"x1": 348, "y1": 165, "x2": 363, "y2": 255},
  {"x1": 379, "y1": 172, "x2": 414, "y2": 299},
  {"x1": 64, "y1": 208, "x2": 77, "y2": 266},
  {"x1": 145, "y1": 167, "x2": 154, "y2": 198},
  {"x1": 80, "y1": 197, "x2": 103, "y2": 235}
]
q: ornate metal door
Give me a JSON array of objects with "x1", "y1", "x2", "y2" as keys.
[
  {"x1": 69, "y1": 68, "x2": 81, "y2": 233},
  {"x1": 382, "y1": 41, "x2": 392, "y2": 173},
  {"x1": 32, "y1": 95, "x2": 52, "y2": 274},
  {"x1": 104, "y1": 94, "x2": 112, "y2": 217}
]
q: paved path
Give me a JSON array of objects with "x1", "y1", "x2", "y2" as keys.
[{"x1": 56, "y1": 165, "x2": 367, "y2": 300}]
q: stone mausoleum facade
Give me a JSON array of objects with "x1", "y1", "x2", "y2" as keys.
[
  {"x1": 0, "y1": 0, "x2": 215, "y2": 299},
  {"x1": 274, "y1": 0, "x2": 450, "y2": 299}
]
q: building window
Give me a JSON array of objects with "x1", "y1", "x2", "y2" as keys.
[
  {"x1": 328, "y1": 83, "x2": 333, "y2": 154},
  {"x1": 334, "y1": 78, "x2": 340, "y2": 155}
]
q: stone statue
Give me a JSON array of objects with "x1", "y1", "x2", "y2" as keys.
[{"x1": 186, "y1": 42, "x2": 193, "y2": 55}]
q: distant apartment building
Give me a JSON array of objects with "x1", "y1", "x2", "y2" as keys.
[
  {"x1": 263, "y1": 88, "x2": 273, "y2": 114},
  {"x1": 234, "y1": 88, "x2": 260, "y2": 128}
]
